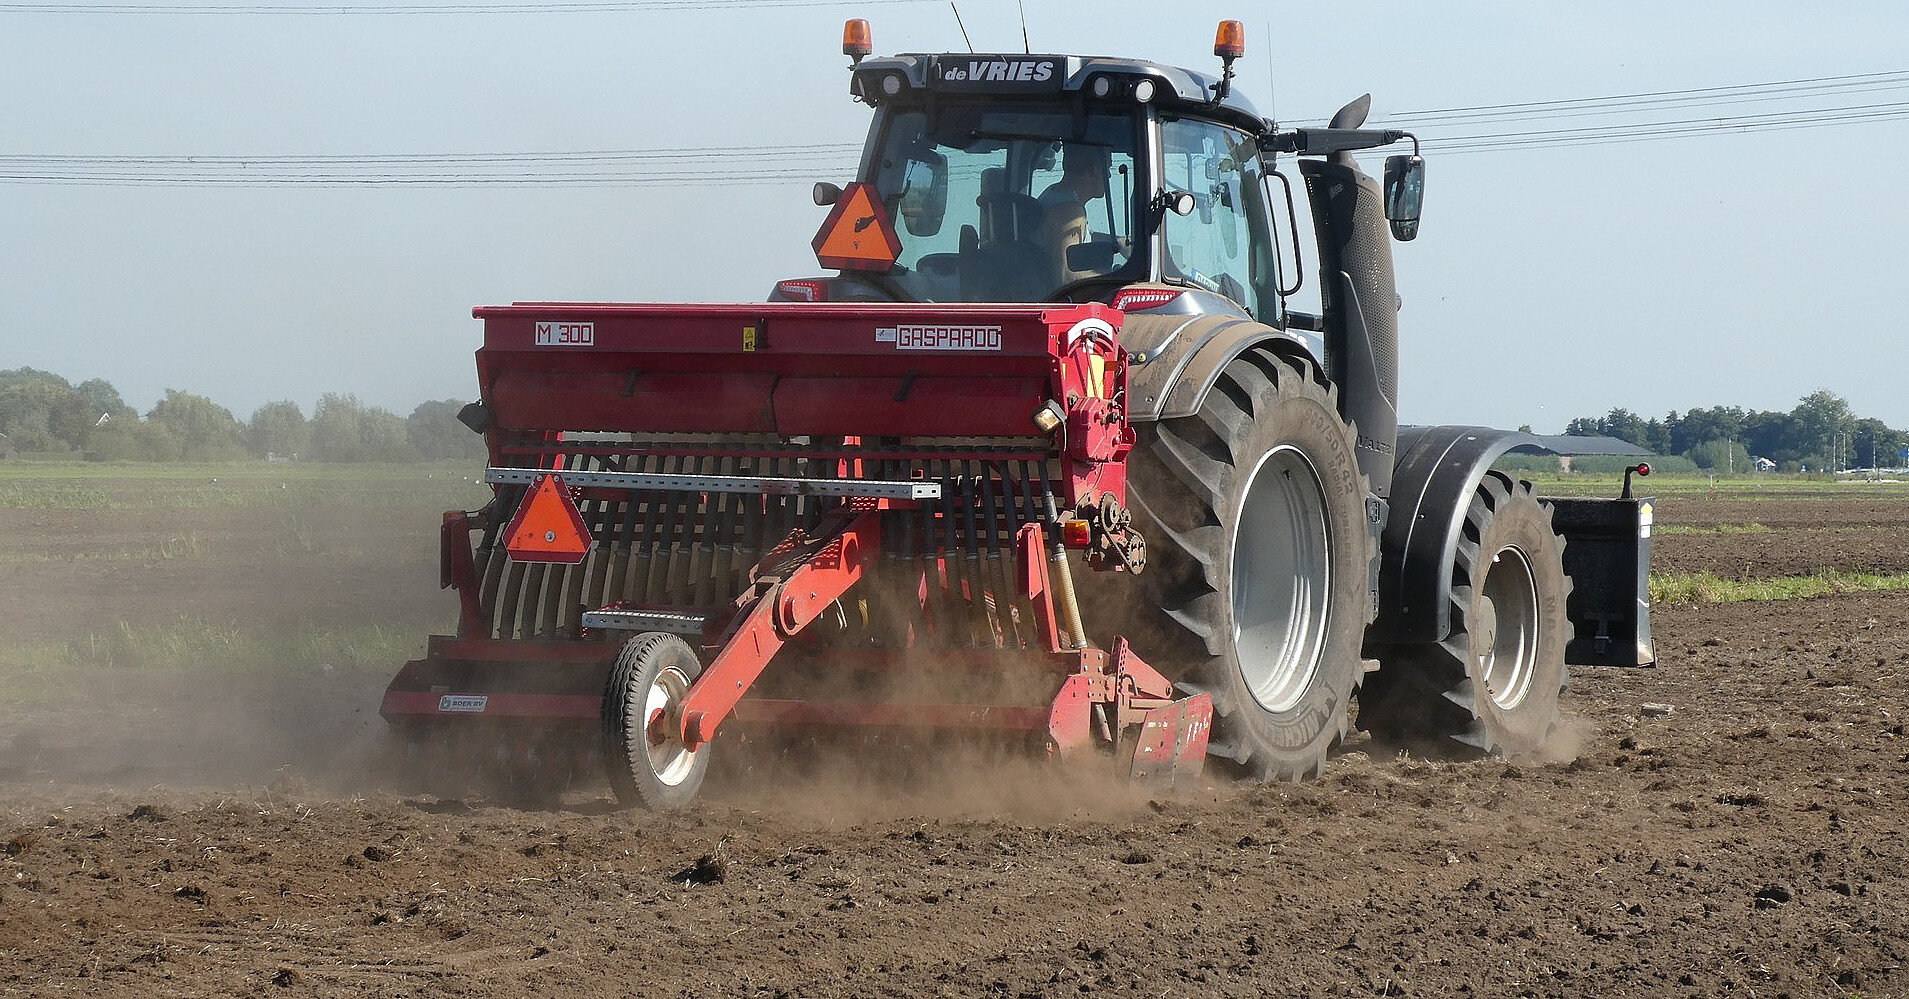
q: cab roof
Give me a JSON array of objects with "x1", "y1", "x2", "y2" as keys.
[{"x1": 851, "y1": 53, "x2": 1267, "y2": 133}]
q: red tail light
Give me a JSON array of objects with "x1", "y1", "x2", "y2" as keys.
[
  {"x1": 775, "y1": 279, "x2": 829, "y2": 302},
  {"x1": 1111, "y1": 288, "x2": 1181, "y2": 312}
]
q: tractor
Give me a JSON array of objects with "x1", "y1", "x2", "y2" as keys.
[{"x1": 381, "y1": 18, "x2": 1653, "y2": 806}]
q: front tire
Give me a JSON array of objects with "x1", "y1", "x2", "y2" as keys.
[
  {"x1": 1122, "y1": 349, "x2": 1373, "y2": 782},
  {"x1": 1362, "y1": 472, "x2": 1571, "y2": 757},
  {"x1": 603, "y1": 632, "x2": 710, "y2": 809}
]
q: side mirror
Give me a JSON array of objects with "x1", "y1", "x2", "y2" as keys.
[
  {"x1": 1383, "y1": 154, "x2": 1425, "y2": 241},
  {"x1": 897, "y1": 150, "x2": 948, "y2": 237},
  {"x1": 813, "y1": 182, "x2": 843, "y2": 207}
]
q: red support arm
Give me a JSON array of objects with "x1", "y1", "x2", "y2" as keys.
[
  {"x1": 1015, "y1": 522, "x2": 1067, "y2": 655},
  {"x1": 440, "y1": 511, "x2": 485, "y2": 639},
  {"x1": 676, "y1": 508, "x2": 883, "y2": 750}
]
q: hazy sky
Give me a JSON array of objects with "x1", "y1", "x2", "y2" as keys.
[{"x1": 4, "y1": 0, "x2": 1906, "y2": 432}]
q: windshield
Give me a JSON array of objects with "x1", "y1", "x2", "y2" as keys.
[{"x1": 869, "y1": 105, "x2": 1142, "y2": 302}]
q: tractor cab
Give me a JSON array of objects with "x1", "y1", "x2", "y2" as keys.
[
  {"x1": 775, "y1": 23, "x2": 1298, "y2": 322},
  {"x1": 777, "y1": 23, "x2": 1308, "y2": 325}
]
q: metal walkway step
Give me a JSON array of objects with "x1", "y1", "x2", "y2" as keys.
[{"x1": 581, "y1": 609, "x2": 712, "y2": 635}]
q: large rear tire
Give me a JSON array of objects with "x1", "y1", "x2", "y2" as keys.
[
  {"x1": 603, "y1": 632, "x2": 710, "y2": 810},
  {"x1": 1361, "y1": 472, "x2": 1570, "y2": 756},
  {"x1": 1121, "y1": 349, "x2": 1373, "y2": 782}
]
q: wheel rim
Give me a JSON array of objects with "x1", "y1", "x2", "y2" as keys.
[
  {"x1": 642, "y1": 665, "x2": 698, "y2": 787},
  {"x1": 1478, "y1": 545, "x2": 1540, "y2": 710},
  {"x1": 1231, "y1": 443, "x2": 1333, "y2": 714}
]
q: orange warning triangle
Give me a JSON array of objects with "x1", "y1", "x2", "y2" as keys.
[
  {"x1": 504, "y1": 473, "x2": 591, "y2": 565},
  {"x1": 812, "y1": 181, "x2": 903, "y2": 272}
]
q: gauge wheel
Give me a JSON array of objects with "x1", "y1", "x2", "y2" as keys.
[{"x1": 603, "y1": 632, "x2": 710, "y2": 809}]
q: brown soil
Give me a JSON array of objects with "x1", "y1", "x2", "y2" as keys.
[
  {"x1": 1645, "y1": 494, "x2": 1909, "y2": 579},
  {"x1": 4, "y1": 497, "x2": 1908, "y2": 998},
  {"x1": 1654, "y1": 495, "x2": 1909, "y2": 529},
  {"x1": 1653, "y1": 523, "x2": 1909, "y2": 579}
]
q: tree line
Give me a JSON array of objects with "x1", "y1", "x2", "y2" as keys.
[
  {"x1": 8, "y1": 366, "x2": 1900, "y2": 472},
  {"x1": 1564, "y1": 390, "x2": 1907, "y2": 473},
  {"x1": 0, "y1": 368, "x2": 484, "y2": 462}
]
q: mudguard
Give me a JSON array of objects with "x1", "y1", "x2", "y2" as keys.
[
  {"x1": 1369, "y1": 425, "x2": 1545, "y2": 645},
  {"x1": 1118, "y1": 312, "x2": 1321, "y2": 424}
]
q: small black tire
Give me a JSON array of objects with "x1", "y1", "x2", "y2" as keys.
[
  {"x1": 602, "y1": 632, "x2": 710, "y2": 810},
  {"x1": 1362, "y1": 472, "x2": 1571, "y2": 757},
  {"x1": 1120, "y1": 348, "x2": 1373, "y2": 782}
]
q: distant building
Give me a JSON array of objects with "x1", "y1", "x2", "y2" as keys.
[{"x1": 1752, "y1": 456, "x2": 1777, "y2": 473}]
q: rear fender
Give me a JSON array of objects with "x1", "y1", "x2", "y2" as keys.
[
  {"x1": 1119, "y1": 312, "x2": 1321, "y2": 423},
  {"x1": 1371, "y1": 425, "x2": 1544, "y2": 645}
]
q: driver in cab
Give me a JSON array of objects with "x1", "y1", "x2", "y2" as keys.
[
  {"x1": 1038, "y1": 144, "x2": 1109, "y2": 214},
  {"x1": 1036, "y1": 145, "x2": 1112, "y2": 282}
]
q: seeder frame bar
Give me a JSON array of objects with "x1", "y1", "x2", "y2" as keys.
[{"x1": 483, "y1": 467, "x2": 942, "y2": 500}]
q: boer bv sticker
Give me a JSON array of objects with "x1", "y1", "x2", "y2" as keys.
[
  {"x1": 534, "y1": 321, "x2": 594, "y2": 346},
  {"x1": 875, "y1": 324, "x2": 1003, "y2": 352},
  {"x1": 438, "y1": 694, "x2": 488, "y2": 713}
]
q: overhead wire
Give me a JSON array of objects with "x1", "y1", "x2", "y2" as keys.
[
  {"x1": 1360, "y1": 70, "x2": 1909, "y2": 124},
  {"x1": 4, "y1": 72, "x2": 1907, "y2": 186},
  {"x1": 0, "y1": 0, "x2": 930, "y2": 12}
]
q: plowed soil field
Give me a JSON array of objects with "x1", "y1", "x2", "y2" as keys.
[{"x1": 3, "y1": 471, "x2": 1907, "y2": 998}]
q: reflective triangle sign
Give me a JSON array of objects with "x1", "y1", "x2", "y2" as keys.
[
  {"x1": 812, "y1": 182, "x2": 902, "y2": 272},
  {"x1": 503, "y1": 473, "x2": 591, "y2": 564}
]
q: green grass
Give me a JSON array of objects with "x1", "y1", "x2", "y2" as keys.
[
  {"x1": 0, "y1": 618, "x2": 433, "y2": 706},
  {"x1": 1654, "y1": 522, "x2": 1774, "y2": 536},
  {"x1": 0, "y1": 460, "x2": 488, "y2": 511},
  {"x1": 1, "y1": 617, "x2": 424, "y2": 673},
  {"x1": 1522, "y1": 471, "x2": 1909, "y2": 500},
  {"x1": 0, "y1": 533, "x2": 204, "y2": 565},
  {"x1": 0, "y1": 462, "x2": 477, "y2": 697},
  {"x1": 1650, "y1": 569, "x2": 1909, "y2": 604}
]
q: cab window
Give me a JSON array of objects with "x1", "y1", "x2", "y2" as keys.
[
  {"x1": 869, "y1": 106, "x2": 1142, "y2": 302},
  {"x1": 1159, "y1": 118, "x2": 1281, "y2": 321}
]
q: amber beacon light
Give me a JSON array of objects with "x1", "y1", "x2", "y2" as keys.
[
  {"x1": 843, "y1": 18, "x2": 873, "y2": 62},
  {"x1": 1213, "y1": 19, "x2": 1246, "y2": 60}
]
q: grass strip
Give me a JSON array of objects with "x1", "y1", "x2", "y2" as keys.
[
  {"x1": 0, "y1": 618, "x2": 432, "y2": 680},
  {"x1": 1654, "y1": 522, "x2": 1773, "y2": 536},
  {"x1": 1650, "y1": 569, "x2": 1909, "y2": 604},
  {"x1": 0, "y1": 461, "x2": 487, "y2": 511}
]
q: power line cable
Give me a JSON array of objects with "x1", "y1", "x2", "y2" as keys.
[
  {"x1": 1428, "y1": 107, "x2": 1909, "y2": 157},
  {"x1": 0, "y1": 145, "x2": 862, "y2": 167},
  {"x1": 6, "y1": 75, "x2": 1909, "y2": 186},
  {"x1": 0, "y1": 0, "x2": 928, "y2": 12},
  {"x1": 1365, "y1": 70, "x2": 1909, "y2": 122},
  {"x1": 1435, "y1": 100, "x2": 1909, "y2": 143},
  {"x1": 1381, "y1": 77, "x2": 1909, "y2": 128},
  {"x1": 1288, "y1": 70, "x2": 1909, "y2": 128}
]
